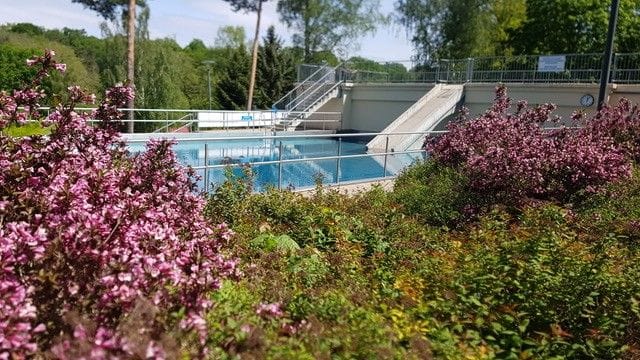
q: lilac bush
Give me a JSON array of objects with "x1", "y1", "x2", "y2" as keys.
[
  {"x1": 0, "y1": 51, "x2": 239, "y2": 357},
  {"x1": 427, "y1": 86, "x2": 634, "y2": 204}
]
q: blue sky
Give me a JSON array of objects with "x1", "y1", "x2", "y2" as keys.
[{"x1": 0, "y1": 0, "x2": 416, "y2": 62}]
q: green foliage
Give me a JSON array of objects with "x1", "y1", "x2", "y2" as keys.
[
  {"x1": 214, "y1": 25, "x2": 247, "y2": 49},
  {"x1": 346, "y1": 56, "x2": 408, "y2": 77},
  {"x1": 215, "y1": 46, "x2": 250, "y2": 110},
  {"x1": 277, "y1": 0, "x2": 387, "y2": 60},
  {"x1": 205, "y1": 165, "x2": 254, "y2": 226},
  {"x1": 2, "y1": 122, "x2": 51, "y2": 137},
  {"x1": 393, "y1": 160, "x2": 471, "y2": 226},
  {"x1": 396, "y1": 0, "x2": 640, "y2": 61},
  {"x1": 203, "y1": 161, "x2": 640, "y2": 359},
  {"x1": 255, "y1": 26, "x2": 296, "y2": 109},
  {"x1": 0, "y1": 29, "x2": 100, "y2": 99},
  {"x1": 396, "y1": 0, "x2": 526, "y2": 61},
  {"x1": 0, "y1": 44, "x2": 38, "y2": 92},
  {"x1": 251, "y1": 233, "x2": 300, "y2": 252},
  {"x1": 513, "y1": 0, "x2": 640, "y2": 54}
]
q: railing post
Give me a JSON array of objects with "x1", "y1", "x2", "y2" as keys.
[
  {"x1": 335, "y1": 137, "x2": 342, "y2": 185},
  {"x1": 277, "y1": 141, "x2": 283, "y2": 190},
  {"x1": 383, "y1": 135, "x2": 389, "y2": 178},
  {"x1": 204, "y1": 143, "x2": 209, "y2": 193},
  {"x1": 466, "y1": 58, "x2": 474, "y2": 82},
  {"x1": 166, "y1": 110, "x2": 169, "y2": 132},
  {"x1": 612, "y1": 53, "x2": 618, "y2": 83}
]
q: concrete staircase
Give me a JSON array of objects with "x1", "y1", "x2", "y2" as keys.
[{"x1": 366, "y1": 84, "x2": 464, "y2": 152}]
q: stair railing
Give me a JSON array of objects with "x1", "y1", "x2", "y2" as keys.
[{"x1": 272, "y1": 64, "x2": 333, "y2": 110}]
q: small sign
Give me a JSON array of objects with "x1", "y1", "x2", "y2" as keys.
[
  {"x1": 241, "y1": 115, "x2": 253, "y2": 121},
  {"x1": 538, "y1": 55, "x2": 566, "y2": 72}
]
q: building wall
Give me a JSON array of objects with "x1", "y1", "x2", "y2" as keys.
[
  {"x1": 298, "y1": 97, "x2": 343, "y2": 131},
  {"x1": 341, "y1": 83, "x2": 435, "y2": 132},
  {"x1": 342, "y1": 82, "x2": 640, "y2": 132}
]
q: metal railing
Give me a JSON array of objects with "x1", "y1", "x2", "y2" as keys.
[
  {"x1": 26, "y1": 107, "x2": 342, "y2": 133},
  {"x1": 124, "y1": 131, "x2": 443, "y2": 192},
  {"x1": 274, "y1": 64, "x2": 339, "y2": 110},
  {"x1": 300, "y1": 52, "x2": 640, "y2": 85}
]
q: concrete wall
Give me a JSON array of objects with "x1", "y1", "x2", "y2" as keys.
[
  {"x1": 341, "y1": 83, "x2": 435, "y2": 132},
  {"x1": 464, "y1": 83, "x2": 640, "y2": 121},
  {"x1": 339, "y1": 82, "x2": 640, "y2": 133},
  {"x1": 297, "y1": 97, "x2": 343, "y2": 131},
  {"x1": 610, "y1": 84, "x2": 640, "y2": 106},
  {"x1": 464, "y1": 83, "x2": 604, "y2": 121}
]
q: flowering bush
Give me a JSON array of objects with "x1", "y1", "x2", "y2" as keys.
[
  {"x1": 0, "y1": 51, "x2": 238, "y2": 357},
  {"x1": 427, "y1": 86, "x2": 633, "y2": 204}
]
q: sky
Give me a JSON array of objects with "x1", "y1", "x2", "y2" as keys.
[{"x1": 0, "y1": 0, "x2": 416, "y2": 63}]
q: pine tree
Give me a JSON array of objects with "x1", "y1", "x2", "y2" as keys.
[
  {"x1": 255, "y1": 26, "x2": 295, "y2": 109},
  {"x1": 215, "y1": 46, "x2": 250, "y2": 110}
]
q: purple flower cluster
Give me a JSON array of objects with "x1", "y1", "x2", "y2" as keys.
[
  {"x1": 427, "y1": 86, "x2": 634, "y2": 203},
  {"x1": 0, "y1": 52, "x2": 239, "y2": 357},
  {"x1": 256, "y1": 302, "x2": 284, "y2": 318}
]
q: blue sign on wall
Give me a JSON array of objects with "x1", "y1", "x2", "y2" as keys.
[{"x1": 241, "y1": 115, "x2": 253, "y2": 121}]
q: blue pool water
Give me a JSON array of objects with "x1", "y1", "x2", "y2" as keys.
[{"x1": 128, "y1": 135, "x2": 423, "y2": 191}]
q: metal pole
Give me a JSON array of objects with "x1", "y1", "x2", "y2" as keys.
[
  {"x1": 383, "y1": 136, "x2": 389, "y2": 177},
  {"x1": 277, "y1": 141, "x2": 283, "y2": 190},
  {"x1": 207, "y1": 67, "x2": 212, "y2": 110},
  {"x1": 204, "y1": 143, "x2": 209, "y2": 193},
  {"x1": 335, "y1": 137, "x2": 342, "y2": 184},
  {"x1": 598, "y1": 0, "x2": 621, "y2": 109}
]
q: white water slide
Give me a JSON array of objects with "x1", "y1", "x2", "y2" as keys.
[{"x1": 366, "y1": 84, "x2": 464, "y2": 152}]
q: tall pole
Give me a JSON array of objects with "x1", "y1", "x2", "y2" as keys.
[
  {"x1": 127, "y1": 0, "x2": 136, "y2": 133},
  {"x1": 247, "y1": 0, "x2": 263, "y2": 111},
  {"x1": 207, "y1": 67, "x2": 212, "y2": 110},
  {"x1": 202, "y1": 60, "x2": 215, "y2": 110},
  {"x1": 598, "y1": 0, "x2": 620, "y2": 109}
]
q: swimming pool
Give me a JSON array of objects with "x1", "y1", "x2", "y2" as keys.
[{"x1": 127, "y1": 134, "x2": 424, "y2": 191}]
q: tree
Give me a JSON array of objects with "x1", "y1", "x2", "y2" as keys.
[
  {"x1": 0, "y1": 28, "x2": 101, "y2": 99},
  {"x1": 223, "y1": 0, "x2": 270, "y2": 111},
  {"x1": 512, "y1": 0, "x2": 640, "y2": 54},
  {"x1": 277, "y1": 0, "x2": 386, "y2": 61},
  {"x1": 214, "y1": 26, "x2": 247, "y2": 49},
  {"x1": 71, "y1": 0, "x2": 145, "y2": 132},
  {"x1": 216, "y1": 46, "x2": 250, "y2": 110},
  {"x1": 255, "y1": 26, "x2": 295, "y2": 108},
  {"x1": 396, "y1": 0, "x2": 526, "y2": 62}
]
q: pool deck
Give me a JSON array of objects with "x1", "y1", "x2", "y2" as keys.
[{"x1": 295, "y1": 179, "x2": 395, "y2": 196}]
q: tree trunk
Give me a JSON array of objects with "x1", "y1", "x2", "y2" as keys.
[
  {"x1": 127, "y1": 0, "x2": 136, "y2": 133},
  {"x1": 247, "y1": 0, "x2": 262, "y2": 111}
]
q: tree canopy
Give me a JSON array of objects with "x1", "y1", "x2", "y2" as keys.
[
  {"x1": 396, "y1": 0, "x2": 640, "y2": 63},
  {"x1": 277, "y1": 0, "x2": 387, "y2": 61}
]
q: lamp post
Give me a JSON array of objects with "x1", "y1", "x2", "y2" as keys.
[
  {"x1": 597, "y1": 0, "x2": 621, "y2": 109},
  {"x1": 202, "y1": 60, "x2": 215, "y2": 110}
]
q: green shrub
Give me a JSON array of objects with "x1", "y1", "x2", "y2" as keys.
[
  {"x1": 393, "y1": 160, "x2": 471, "y2": 226},
  {"x1": 205, "y1": 165, "x2": 253, "y2": 226},
  {"x1": 251, "y1": 233, "x2": 300, "y2": 252},
  {"x1": 418, "y1": 206, "x2": 640, "y2": 359}
]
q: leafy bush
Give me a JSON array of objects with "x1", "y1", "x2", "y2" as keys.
[
  {"x1": 427, "y1": 86, "x2": 633, "y2": 205},
  {"x1": 251, "y1": 233, "x2": 300, "y2": 252},
  {"x1": 393, "y1": 160, "x2": 471, "y2": 226},
  {"x1": 420, "y1": 206, "x2": 640, "y2": 359},
  {"x1": 205, "y1": 165, "x2": 254, "y2": 226},
  {"x1": 0, "y1": 51, "x2": 238, "y2": 357}
]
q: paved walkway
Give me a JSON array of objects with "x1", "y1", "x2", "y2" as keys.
[{"x1": 295, "y1": 179, "x2": 395, "y2": 196}]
